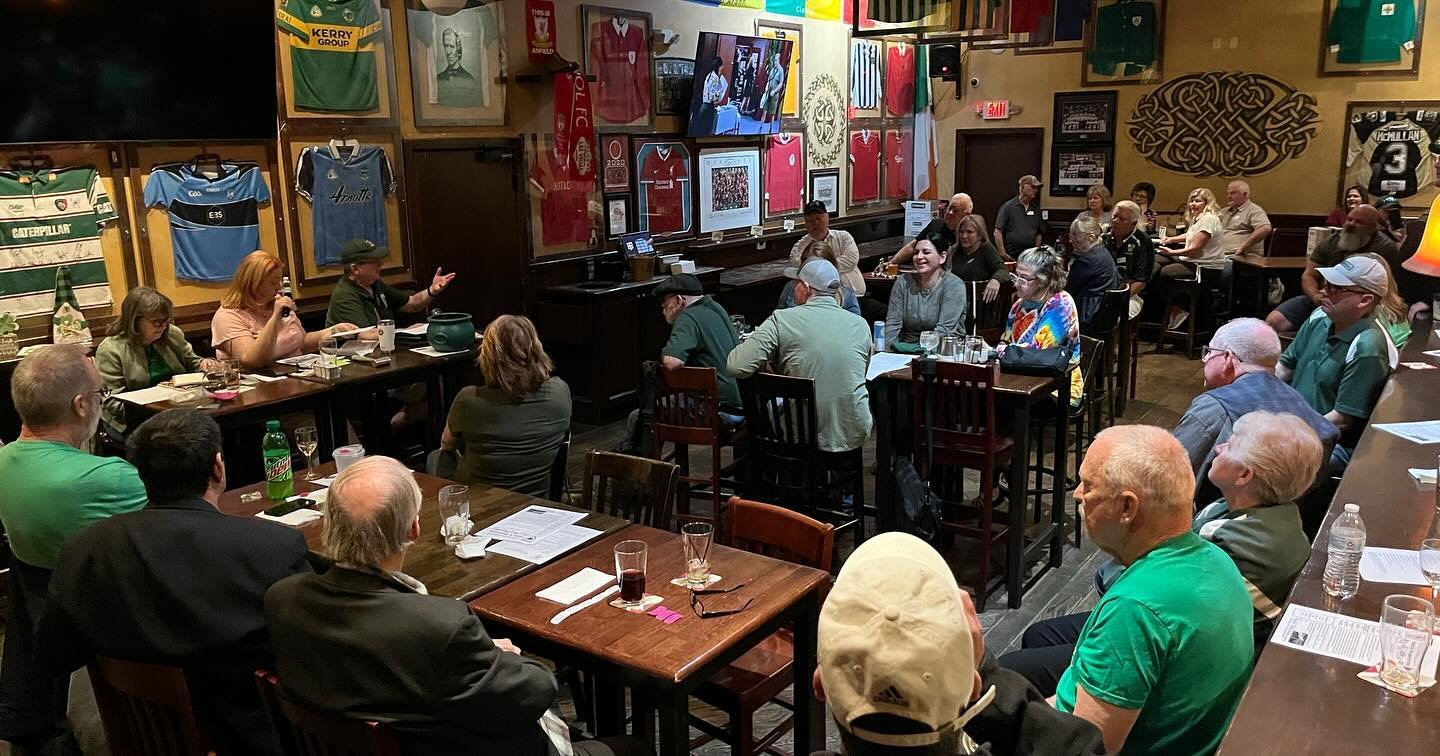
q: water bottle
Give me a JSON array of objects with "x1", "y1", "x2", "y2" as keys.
[
  {"x1": 873, "y1": 321, "x2": 885, "y2": 352},
  {"x1": 263, "y1": 420, "x2": 294, "y2": 501},
  {"x1": 1322, "y1": 503, "x2": 1366, "y2": 599},
  {"x1": 280, "y1": 276, "x2": 294, "y2": 318}
]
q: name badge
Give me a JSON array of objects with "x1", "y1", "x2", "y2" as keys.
[{"x1": 1026, "y1": 210, "x2": 1035, "y2": 215}]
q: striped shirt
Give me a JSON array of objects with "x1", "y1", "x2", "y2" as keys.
[
  {"x1": 1194, "y1": 500, "x2": 1311, "y2": 653},
  {"x1": 850, "y1": 40, "x2": 881, "y2": 110},
  {"x1": 868, "y1": 0, "x2": 945, "y2": 23},
  {"x1": 0, "y1": 167, "x2": 116, "y2": 318}
]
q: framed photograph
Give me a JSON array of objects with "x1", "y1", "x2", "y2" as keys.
[
  {"x1": 847, "y1": 127, "x2": 883, "y2": 208},
  {"x1": 755, "y1": 20, "x2": 802, "y2": 120},
  {"x1": 405, "y1": 1, "x2": 507, "y2": 127},
  {"x1": 581, "y1": 5, "x2": 655, "y2": 131},
  {"x1": 606, "y1": 196, "x2": 629, "y2": 238},
  {"x1": 601, "y1": 134, "x2": 630, "y2": 192},
  {"x1": 852, "y1": 0, "x2": 954, "y2": 38},
  {"x1": 525, "y1": 133, "x2": 601, "y2": 260},
  {"x1": 764, "y1": 132, "x2": 806, "y2": 219},
  {"x1": 1081, "y1": 0, "x2": 1164, "y2": 87},
  {"x1": 1049, "y1": 145, "x2": 1115, "y2": 197},
  {"x1": 979, "y1": 0, "x2": 1088, "y2": 54},
  {"x1": 697, "y1": 147, "x2": 762, "y2": 234},
  {"x1": 809, "y1": 168, "x2": 840, "y2": 218},
  {"x1": 1320, "y1": 0, "x2": 1424, "y2": 77},
  {"x1": 632, "y1": 138, "x2": 693, "y2": 239},
  {"x1": 1053, "y1": 91, "x2": 1117, "y2": 143},
  {"x1": 1337, "y1": 100, "x2": 1440, "y2": 212},
  {"x1": 654, "y1": 57, "x2": 695, "y2": 117}
]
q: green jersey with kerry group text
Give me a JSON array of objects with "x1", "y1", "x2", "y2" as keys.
[{"x1": 277, "y1": 0, "x2": 383, "y2": 113}]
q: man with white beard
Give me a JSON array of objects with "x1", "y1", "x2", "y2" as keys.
[{"x1": 1265, "y1": 204, "x2": 1397, "y2": 332}]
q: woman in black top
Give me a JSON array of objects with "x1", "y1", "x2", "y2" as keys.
[
  {"x1": 948, "y1": 214, "x2": 1010, "y2": 303},
  {"x1": 1065, "y1": 214, "x2": 1120, "y2": 332}
]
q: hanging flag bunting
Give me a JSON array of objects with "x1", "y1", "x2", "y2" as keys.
[
  {"x1": 766, "y1": 0, "x2": 807, "y2": 15},
  {"x1": 685, "y1": 0, "x2": 765, "y2": 6},
  {"x1": 845, "y1": 0, "x2": 877, "y2": 28},
  {"x1": 553, "y1": 71, "x2": 597, "y2": 185},
  {"x1": 526, "y1": 0, "x2": 557, "y2": 63},
  {"x1": 807, "y1": 0, "x2": 842, "y2": 20},
  {"x1": 912, "y1": 44, "x2": 938, "y2": 200}
]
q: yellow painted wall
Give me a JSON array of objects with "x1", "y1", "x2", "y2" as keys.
[{"x1": 941, "y1": 1, "x2": 1440, "y2": 215}]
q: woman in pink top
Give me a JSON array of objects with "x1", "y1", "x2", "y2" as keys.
[{"x1": 211, "y1": 251, "x2": 357, "y2": 369}]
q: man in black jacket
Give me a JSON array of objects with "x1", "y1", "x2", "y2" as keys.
[{"x1": 36, "y1": 409, "x2": 312, "y2": 755}]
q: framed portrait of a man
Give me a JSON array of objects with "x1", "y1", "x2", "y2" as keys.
[{"x1": 406, "y1": 1, "x2": 507, "y2": 127}]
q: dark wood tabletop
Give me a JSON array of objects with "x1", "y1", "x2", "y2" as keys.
[
  {"x1": 142, "y1": 375, "x2": 333, "y2": 418},
  {"x1": 216, "y1": 463, "x2": 631, "y2": 601},
  {"x1": 1231, "y1": 254, "x2": 1308, "y2": 270},
  {"x1": 290, "y1": 345, "x2": 475, "y2": 387},
  {"x1": 1220, "y1": 316, "x2": 1440, "y2": 754},
  {"x1": 879, "y1": 361, "x2": 1061, "y2": 397}
]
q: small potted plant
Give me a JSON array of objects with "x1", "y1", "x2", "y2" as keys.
[{"x1": 0, "y1": 311, "x2": 17, "y2": 358}]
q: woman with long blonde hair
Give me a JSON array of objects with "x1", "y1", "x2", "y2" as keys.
[
  {"x1": 210, "y1": 251, "x2": 357, "y2": 369},
  {"x1": 1153, "y1": 187, "x2": 1226, "y2": 328}
]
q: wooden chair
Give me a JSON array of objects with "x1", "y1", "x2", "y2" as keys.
[
  {"x1": 911, "y1": 358, "x2": 1014, "y2": 606},
  {"x1": 1025, "y1": 336, "x2": 1104, "y2": 548},
  {"x1": 581, "y1": 450, "x2": 679, "y2": 529},
  {"x1": 970, "y1": 279, "x2": 1015, "y2": 333},
  {"x1": 1085, "y1": 288, "x2": 1131, "y2": 427},
  {"x1": 1157, "y1": 263, "x2": 1225, "y2": 358},
  {"x1": 255, "y1": 671, "x2": 401, "y2": 756},
  {"x1": 689, "y1": 497, "x2": 834, "y2": 756},
  {"x1": 739, "y1": 373, "x2": 865, "y2": 550},
  {"x1": 653, "y1": 366, "x2": 745, "y2": 534},
  {"x1": 88, "y1": 657, "x2": 213, "y2": 756},
  {"x1": 547, "y1": 432, "x2": 572, "y2": 503}
]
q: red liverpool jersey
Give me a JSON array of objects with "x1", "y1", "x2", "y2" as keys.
[
  {"x1": 765, "y1": 134, "x2": 804, "y2": 214},
  {"x1": 1011, "y1": 0, "x2": 1054, "y2": 34},
  {"x1": 850, "y1": 130, "x2": 881, "y2": 203},
  {"x1": 590, "y1": 17, "x2": 651, "y2": 123},
  {"x1": 885, "y1": 131, "x2": 913, "y2": 199},
  {"x1": 885, "y1": 44, "x2": 916, "y2": 116},
  {"x1": 531, "y1": 142, "x2": 594, "y2": 247},
  {"x1": 640, "y1": 145, "x2": 689, "y2": 234}
]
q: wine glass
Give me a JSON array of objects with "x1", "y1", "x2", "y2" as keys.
[
  {"x1": 1421, "y1": 539, "x2": 1440, "y2": 604},
  {"x1": 294, "y1": 426, "x2": 319, "y2": 481},
  {"x1": 919, "y1": 330, "x2": 940, "y2": 357}
]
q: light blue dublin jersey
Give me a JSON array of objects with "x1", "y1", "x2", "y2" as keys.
[
  {"x1": 296, "y1": 145, "x2": 395, "y2": 266},
  {"x1": 144, "y1": 161, "x2": 271, "y2": 282}
]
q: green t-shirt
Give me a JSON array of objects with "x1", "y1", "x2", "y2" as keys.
[
  {"x1": 1056, "y1": 532, "x2": 1253, "y2": 756},
  {"x1": 325, "y1": 276, "x2": 410, "y2": 328},
  {"x1": 0, "y1": 440, "x2": 147, "y2": 569},
  {"x1": 663, "y1": 296, "x2": 742, "y2": 409},
  {"x1": 1278, "y1": 311, "x2": 1395, "y2": 429},
  {"x1": 276, "y1": 0, "x2": 383, "y2": 113}
]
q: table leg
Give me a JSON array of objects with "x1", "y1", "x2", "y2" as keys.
[
  {"x1": 593, "y1": 679, "x2": 626, "y2": 736},
  {"x1": 631, "y1": 687, "x2": 655, "y2": 745},
  {"x1": 656, "y1": 686, "x2": 690, "y2": 756},
  {"x1": 791, "y1": 590, "x2": 823, "y2": 754},
  {"x1": 1007, "y1": 401, "x2": 1032, "y2": 609},
  {"x1": 871, "y1": 377, "x2": 895, "y2": 531},
  {"x1": 424, "y1": 373, "x2": 445, "y2": 450},
  {"x1": 1115, "y1": 317, "x2": 1131, "y2": 417},
  {"x1": 1051, "y1": 376, "x2": 1070, "y2": 569}
]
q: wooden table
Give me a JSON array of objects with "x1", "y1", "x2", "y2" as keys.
[
  {"x1": 470, "y1": 526, "x2": 830, "y2": 756},
  {"x1": 1220, "y1": 316, "x2": 1440, "y2": 753},
  {"x1": 869, "y1": 362, "x2": 1070, "y2": 608},
  {"x1": 1230, "y1": 254, "x2": 1307, "y2": 317},
  {"x1": 217, "y1": 462, "x2": 630, "y2": 601}
]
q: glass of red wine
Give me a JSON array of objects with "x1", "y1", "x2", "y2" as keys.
[{"x1": 614, "y1": 540, "x2": 648, "y2": 608}]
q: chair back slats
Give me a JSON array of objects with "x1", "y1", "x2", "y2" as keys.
[
  {"x1": 970, "y1": 280, "x2": 1015, "y2": 332},
  {"x1": 739, "y1": 373, "x2": 820, "y2": 506},
  {"x1": 910, "y1": 359, "x2": 1000, "y2": 474},
  {"x1": 89, "y1": 657, "x2": 211, "y2": 756},
  {"x1": 255, "y1": 671, "x2": 401, "y2": 756},
  {"x1": 1078, "y1": 335, "x2": 1105, "y2": 395},
  {"x1": 653, "y1": 366, "x2": 722, "y2": 445},
  {"x1": 1087, "y1": 287, "x2": 1130, "y2": 338},
  {"x1": 582, "y1": 450, "x2": 679, "y2": 529},
  {"x1": 724, "y1": 496, "x2": 835, "y2": 572}
]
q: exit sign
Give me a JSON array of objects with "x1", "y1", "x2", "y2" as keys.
[{"x1": 981, "y1": 100, "x2": 1011, "y2": 119}]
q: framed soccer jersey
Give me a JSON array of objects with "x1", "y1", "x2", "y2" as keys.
[
  {"x1": 0, "y1": 165, "x2": 117, "y2": 318},
  {"x1": 527, "y1": 134, "x2": 600, "y2": 259},
  {"x1": 582, "y1": 5, "x2": 654, "y2": 131},
  {"x1": 883, "y1": 128, "x2": 914, "y2": 200},
  {"x1": 1081, "y1": 0, "x2": 1164, "y2": 86},
  {"x1": 848, "y1": 129, "x2": 881, "y2": 206},
  {"x1": 632, "y1": 138, "x2": 693, "y2": 239},
  {"x1": 849, "y1": 39, "x2": 883, "y2": 114},
  {"x1": 406, "y1": 2, "x2": 507, "y2": 127},
  {"x1": 1339, "y1": 101, "x2": 1440, "y2": 212},
  {"x1": 276, "y1": 0, "x2": 391, "y2": 115},
  {"x1": 296, "y1": 142, "x2": 396, "y2": 267},
  {"x1": 144, "y1": 161, "x2": 272, "y2": 283},
  {"x1": 765, "y1": 133, "x2": 805, "y2": 218},
  {"x1": 1320, "y1": 0, "x2": 1424, "y2": 77}
]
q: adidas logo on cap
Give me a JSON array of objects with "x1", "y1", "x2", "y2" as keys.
[{"x1": 872, "y1": 685, "x2": 909, "y2": 708}]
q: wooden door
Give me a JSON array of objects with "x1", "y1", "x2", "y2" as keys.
[{"x1": 954, "y1": 129, "x2": 1044, "y2": 229}]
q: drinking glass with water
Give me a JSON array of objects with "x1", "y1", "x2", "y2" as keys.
[
  {"x1": 438, "y1": 485, "x2": 471, "y2": 547},
  {"x1": 682, "y1": 523, "x2": 714, "y2": 588},
  {"x1": 1379, "y1": 594, "x2": 1434, "y2": 695}
]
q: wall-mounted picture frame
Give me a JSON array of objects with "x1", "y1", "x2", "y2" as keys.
[
  {"x1": 1337, "y1": 100, "x2": 1440, "y2": 212},
  {"x1": 1319, "y1": 0, "x2": 1424, "y2": 78},
  {"x1": 404, "y1": 1, "x2": 507, "y2": 127},
  {"x1": 601, "y1": 133, "x2": 631, "y2": 193},
  {"x1": 275, "y1": 0, "x2": 401, "y2": 126},
  {"x1": 697, "y1": 146, "x2": 762, "y2": 234},
  {"x1": 582, "y1": 4, "x2": 655, "y2": 131},
  {"x1": 849, "y1": 38, "x2": 885, "y2": 117},
  {"x1": 755, "y1": 20, "x2": 802, "y2": 121},
  {"x1": 606, "y1": 195, "x2": 629, "y2": 238},
  {"x1": 1049, "y1": 144, "x2": 1115, "y2": 197},
  {"x1": 1081, "y1": 0, "x2": 1164, "y2": 87},
  {"x1": 525, "y1": 133, "x2": 601, "y2": 260},
  {"x1": 978, "y1": 0, "x2": 1088, "y2": 54},
  {"x1": 809, "y1": 168, "x2": 840, "y2": 218},
  {"x1": 764, "y1": 132, "x2": 806, "y2": 219},
  {"x1": 882, "y1": 126, "x2": 914, "y2": 201},
  {"x1": 632, "y1": 137, "x2": 693, "y2": 239},
  {"x1": 654, "y1": 57, "x2": 695, "y2": 117},
  {"x1": 851, "y1": 0, "x2": 954, "y2": 38},
  {"x1": 848, "y1": 126, "x2": 883, "y2": 208},
  {"x1": 1053, "y1": 90, "x2": 1117, "y2": 143}
]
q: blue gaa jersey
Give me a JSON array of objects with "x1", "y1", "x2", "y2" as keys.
[
  {"x1": 144, "y1": 162, "x2": 270, "y2": 282},
  {"x1": 296, "y1": 145, "x2": 395, "y2": 266}
]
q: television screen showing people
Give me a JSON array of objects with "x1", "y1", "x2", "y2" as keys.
[{"x1": 686, "y1": 32, "x2": 794, "y2": 137}]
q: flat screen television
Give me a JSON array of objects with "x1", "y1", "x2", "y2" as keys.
[
  {"x1": 4, "y1": 2, "x2": 278, "y2": 143},
  {"x1": 686, "y1": 32, "x2": 794, "y2": 138}
]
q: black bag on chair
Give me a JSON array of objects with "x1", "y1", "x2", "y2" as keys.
[
  {"x1": 999, "y1": 344, "x2": 1071, "y2": 377},
  {"x1": 893, "y1": 358, "x2": 944, "y2": 547}
]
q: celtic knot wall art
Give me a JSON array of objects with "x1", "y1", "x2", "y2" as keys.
[
  {"x1": 802, "y1": 73, "x2": 846, "y2": 168},
  {"x1": 1127, "y1": 71, "x2": 1320, "y2": 177}
]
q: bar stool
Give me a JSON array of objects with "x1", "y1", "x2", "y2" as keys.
[
  {"x1": 1156, "y1": 263, "x2": 1219, "y2": 358},
  {"x1": 652, "y1": 366, "x2": 746, "y2": 534}
]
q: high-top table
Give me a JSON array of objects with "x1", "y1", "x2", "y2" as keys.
[{"x1": 1230, "y1": 254, "x2": 1307, "y2": 317}]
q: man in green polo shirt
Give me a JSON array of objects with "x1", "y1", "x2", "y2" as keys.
[
  {"x1": 1277, "y1": 254, "x2": 1396, "y2": 466},
  {"x1": 655, "y1": 274, "x2": 742, "y2": 414},
  {"x1": 325, "y1": 238, "x2": 457, "y2": 329}
]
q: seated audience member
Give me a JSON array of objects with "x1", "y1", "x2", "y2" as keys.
[
  {"x1": 728, "y1": 259, "x2": 873, "y2": 454},
  {"x1": 265, "y1": 456, "x2": 645, "y2": 756},
  {"x1": 1003, "y1": 246, "x2": 1083, "y2": 405},
  {"x1": 814, "y1": 532, "x2": 1105, "y2": 756},
  {"x1": 1173, "y1": 318, "x2": 1338, "y2": 505},
  {"x1": 1154, "y1": 187, "x2": 1225, "y2": 330},
  {"x1": 96, "y1": 286, "x2": 221, "y2": 434},
  {"x1": 0, "y1": 345, "x2": 147, "y2": 753},
  {"x1": 654, "y1": 274, "x2": 743, "y2": 415},
  {"x1": 949, "y1": 214, "x2": 1010, "y2": 304},
  {"x1": 1082, "y1": 185, "x2": 1113, "y2": 231},
  {"x1": 438, "y1": 315, "x2": 570, "y2": 498},
  {"x1": 778, "y1": 236, "x2": 862, "y2": 316},
  {"x1": 1366, "y1": 252, "x2": 1413, "y2": 348},
  {"x1": 1278, "y1": 255, "x2": 1397, "y2": 469},
  {"x1": 995, "y1": 176, "x2": 1045, "y2": 260},
  {"x1": 37, "y1": 410, "x2": 311, "y2": 756},
  {"x1": 1326, "y1": 185, "x2": 1365, "y2": 227},
  {"x1": 885, "y1": 238, "x2": 967, "y2": 353},
  {"x1": 1104, "y1": 200, "x2": 1155, "y2": 307},
  {"x1": 1219, "y1": 180, "x2": 1272, "y2": 258},
  {"x1": 1266, "y1": 204, "x2": 1397, "y2": 332},
  {"x1": 1377, "y1": 195, "x2": 1407, "y2": 246},
  {"x1": 998, "y1": 426, "x2": 1253, "y2": 755},
  {"x1": 326, "y1": 238, "x2": 456, "y2": 329},
  {"x1": 1064, "y1": 215, "x2": 1120, "y2": 332},
  {"x1": 789, "y1": 200, "x2": 864, "y2": 296},
  {"x1": 1129, "y1": 182, "x2": 1158, "y2": 233},
  {"x1": 888, "y1": 192, "x2": 973, "y2": 267},
  {"x1": 212, "y1": 251, "x2": 357, "y2": 369}
]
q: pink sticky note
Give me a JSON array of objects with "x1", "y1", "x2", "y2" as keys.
[{"x1": 662, "y1": 613, "x2": 682, "y2": 625}]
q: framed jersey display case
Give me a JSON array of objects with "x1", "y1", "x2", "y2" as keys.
[
  {"x1": 632, "y1": 138, "x2": 693, "y2": 240},
  {"x1": 764, "y1": 133, "x2": 806, "y2": 219},
  {"x1": 526, "y1": 134, "x2": 602, "y2": 260},
  {"x1": 581, "y1": 5, "x2": 656, "y2": 132},
  {"x1": 274, "y1": 0, "x2": 400, "y2": 124},
  {"x1": 848, "y1": 38, "x2": 884, "y2": 118},
  {"x1": 1319, "y1": 0, "x2": 1424, "y2": 77},
  {"x1": 976, "y1": 0, "x2": 1089, "y2": 54},
  {"x1": 1338, "y1": 100, "x2": 1440, "y2": 212},
  {"x1": 847, "y1": 127, "x2": 883, "y2": 209},
  {"x1": 1080, "y1": 0, "x2": 1164, "y2": 87},
  {"x1": 882, "y1": 126, "x2": 914, "y2": 201},
  {"x1": 405, "y1": 0, "x2": 508, "y2": 127}
]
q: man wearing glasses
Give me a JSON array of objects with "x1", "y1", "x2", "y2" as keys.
[{"x1": 1277, "y1": 255, "x2": 1398, "y2": 474}]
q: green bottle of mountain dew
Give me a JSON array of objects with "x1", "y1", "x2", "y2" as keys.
[{"x1": 263, "y1": 420, "x2": 294, "y2": 500}]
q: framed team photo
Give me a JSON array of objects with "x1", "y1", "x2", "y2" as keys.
[
  {"x1": 1337, "y1": 100, "x2": 1440, "y2": 213},
  {"x1": 632, "y1": 138, "x2": 694, "y2": 240},
  {"x1": 1053, "y1": 91, "x2": 1117, "y2": 143},
  {"x1": 1049, "y1": 144, "x2": 1114, "y2": 197},
  {"x1": 405, "y1": 0, "x2": 507, "y2": 127},
  {"x1": 525, "y1": 133, "x2": 601, "y2": 260},
  {"x1": 606, "y1": 196, "x2": 629, "y2": 238},
  {"x1": 755, "y1": 20, "x2": 802, "y2": 122},
  {"x1": 1080, "y1": 0, "x2": 1165, "y2": 87},
  {"x1": 600, "y1": 134, "x2": 631, "y2": 193},
  {"x1": 581, "y1": 5, "x2": 656, "y2": 132},
  {"x1": 764, "y1": 132, "x2": 806, "y2": 220},
  {"x1": 275, "y1": 0, "x2": 400, "y2": 125},
  {"x1": 1319, "y1": 0, "x2": 1424, "y2": 77},
  {"x1": 809, "y1": 168, "x2": 840, "y2": 219},
  {"x1": 697, "y1": 147, "x2": 762, "y2": 234},
  {"x1": 847, "y1": 127, "x2": 883, "y2": 209}
]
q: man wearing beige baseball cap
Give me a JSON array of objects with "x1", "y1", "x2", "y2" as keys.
[{"x1": 812, "y1": 532, "x2": 1103, "y2": 756}]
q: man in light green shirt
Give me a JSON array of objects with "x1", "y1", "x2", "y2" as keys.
[{"x1": 727, "y1": 259, "x2": 872, "y2": 452}]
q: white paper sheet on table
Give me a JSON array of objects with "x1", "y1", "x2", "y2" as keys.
[
  {"x1": 475, "y1": 505, "x2": 586, "y2": 544},
  {"x1": 866, "y1": 352, "x2": 917, "y2": 381},
  {"x1": 396, "y1": 322, "x2": 430, "y2": 336},
  {"x1": 276, "y1": 353, "x2": 321, "y2": 367},
  {"x1": 243, "y1": 373, "x2": 286, "y2": 384},
  {"x1": 1359, "y1": 547, "x2": 1430, "y2": 586},
  {"x1": 409, "y1": 346, "x2": 453, "y2": 358},
  {"x1": 112, "y1": 385, "x2": 187, "y2": 405},
  {"x1": 256, "y1": 508, "x2": 323, "y2": 527},
  {"x1": 488, "y1": 525, "x2": 602, "y2": 565},
  {"x1": 1373, "y1": 421, "x2": 1440, "y2": 444},
  {"x1": 308, "y1": 475, "x2": 337, "y2": 487},
  {"x1": 537, "y1": 566, "x2": 615, "y2": 604},
  {"x1": 1271, "y1": 604, "x2": 1440, "y2": 675},
  {"x1": 1410, "y1": 468, "x2": 1437, "y2": 485}
]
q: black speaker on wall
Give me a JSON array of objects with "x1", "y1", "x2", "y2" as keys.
[{"x1": 929, "y1": 45, "x2": 960, "y2": 79}]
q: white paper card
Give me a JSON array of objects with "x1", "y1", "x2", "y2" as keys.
[
  {"x1": 1409, "y1": 468, "x2": 1437, "y2": 485},
  {"x1": 308, "y1": 475, "x2": 337, "y2": 487},
  {"x1": 537, "y1": 566, "x2": 615, "y2": 605},
  {"x1": 276, "y1": 353, "x2": 321, "y2": 367},
  {"x1": 488, "y1": 525, "x2": 602, "y2": 565},
  {"x1": 476, "y1": 506, "x2": 586, "y2": 544},
  {"x1": 242, "y1": 373, "x2": 286, "y2": 384},
  {"x1": 1374, "y1": 421, "x2": 1440, "y2": 444},
  {"x1": 1359, "y1": 547, "x2": 1429, "y2": 586},
  {"x1": 454, "y1": 535, "x2": 490, "y2": 560},
  {"x1": 409, "y1": 346, "x2": 451, "y2": 358},
  {"x1": 396, "y1": 322, "x2": 430, "y2": 336},
  {"x1": 866, "y1": 352, "x2": 917, "y2": 381},
  {"x1": 112, "y1": 385, "x2": 187, "y2": 405},
  {"x1": 256, "y1": 508, "x2": 323, "y2": 527}
]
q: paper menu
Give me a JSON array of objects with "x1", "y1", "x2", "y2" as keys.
[
  {"x1": 475, "y1": 505, "x2": 586, "y2": 544},
  {"x1": 1272, "y1": 604, "x2": 1440, "y2": 679},
  {"x1": 1373, "y1": 421, "x2": 1440, "y2": 444},
  {"x1": 866, "y1": 352, "x2": 917, "y2": 381},
  {"x1": 488, "y1": 525, "x2": 602, "y2": 565},
  {"x1": 111, "y1": 385, "x2": 187, "y2": 405}
]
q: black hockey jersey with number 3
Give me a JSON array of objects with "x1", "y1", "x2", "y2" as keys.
[{"x1": 1347, "y1": 109, "x2": 1440, "y2": 199}]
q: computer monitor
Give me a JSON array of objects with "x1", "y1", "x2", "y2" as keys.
[{"x1": 617, "y1": 231, "x2": 656, "y2": 258}]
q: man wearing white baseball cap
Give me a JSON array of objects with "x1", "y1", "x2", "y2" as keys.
[{"x1": 812, "y1": 532, "x2": 1104, "y2": 756}]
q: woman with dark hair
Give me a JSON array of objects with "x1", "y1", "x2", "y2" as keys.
[
  {"x1": 96, "y1": 286, "x2": 221, "y2": 433},
  {"x1": 695, "y1": 56, "x2": 727, "y2": 135},
  {"x1": 1326, "y1": 184, "x2": 1365, "y2": 227},
  {"x1": 884, "y1": 237, "x2": 967, "y2": 352}
]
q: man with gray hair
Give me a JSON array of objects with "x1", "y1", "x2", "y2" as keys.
[
  {"x1": 999, "y1": 426, "x2": 1253, "y2": 755},
  {"x1": 888, "y1": 191, "x2": 974, "y2": 267},
  {"x1": 1173, "y1": 318, "x2": 1339, "y2": 505},
  {"x1": 0, "y1": 344, "x2": 147, "y2": 752},
  {"x1": 1220, "y1": 180, "x2": 1272, "y2": 257},
  {"x1": 1102, "y1": 200, "x2": 1154, "y2": 302}
]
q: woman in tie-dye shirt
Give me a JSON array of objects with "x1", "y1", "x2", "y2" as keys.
[{"x1": 1002, "y1": 246, "x2": 1083, "y2": 405}]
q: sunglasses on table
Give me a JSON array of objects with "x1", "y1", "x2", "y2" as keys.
[{"x1": 689, "y1": 582, "x2": 752, "y2": 619}]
